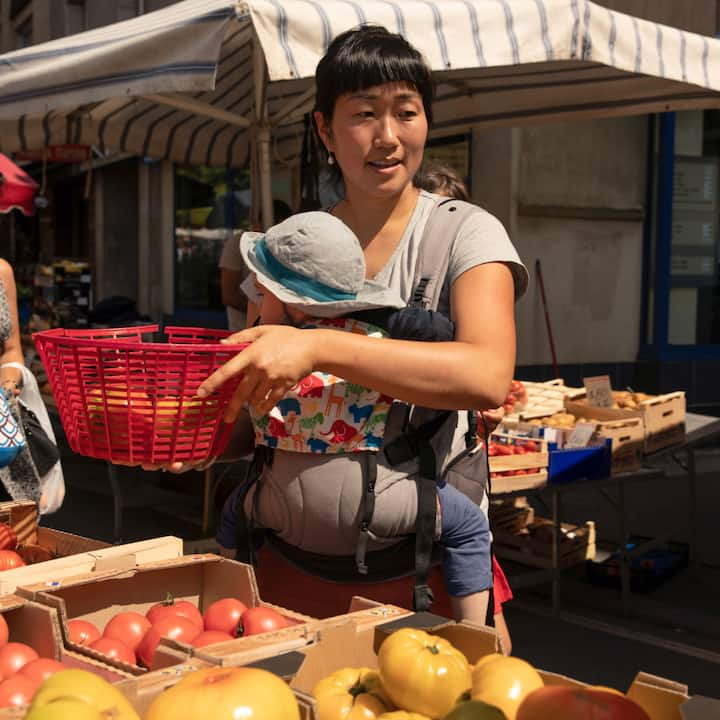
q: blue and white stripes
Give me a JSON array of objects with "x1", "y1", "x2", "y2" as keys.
[{"x1": 0, "y1": 0, "x2": 718, "y2": 167}]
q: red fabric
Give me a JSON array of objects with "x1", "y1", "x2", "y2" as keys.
[
  {"x1": 0, "y1": 153, "x2": 38, "y2": 216},
  {"x1": 492, "y1": 555, "x2": 513, "y2": 615}
]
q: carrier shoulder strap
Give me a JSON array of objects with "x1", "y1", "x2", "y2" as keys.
[{"x1": 411, "y1": 198, "x2": 481, "y2": 311}]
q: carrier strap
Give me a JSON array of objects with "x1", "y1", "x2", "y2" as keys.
[
  {"x1": 355, "y1": 453, "x2": 377, "y2": 575},
  {"x1": 413, "y1": 445, "x2": 438, "y2": 611}
]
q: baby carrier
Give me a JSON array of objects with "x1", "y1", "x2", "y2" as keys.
[{"x1": 235, "y1": 198, "x2": 489, "y2": 612}]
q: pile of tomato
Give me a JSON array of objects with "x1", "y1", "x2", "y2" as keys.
[
  {"x1": 67, "y1": 595, "x2": 296, "y2": 669},
  {"x1": 487, "y1": 439, "x2": 544, "y2": 478}
]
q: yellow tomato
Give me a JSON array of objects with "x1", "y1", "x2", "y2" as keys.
[
  {"x1": 313, "y1": 667, "x2": 391, "y2": 720},
  {"x1": 471, "y1": 655, "x2": 543, "y2": 720},
  {"x1": 377, "y1": 713, "x2": 432, "y2": 720},
  {"x1": 377, "y1": 628, "x2": 471, "y2": 719}
]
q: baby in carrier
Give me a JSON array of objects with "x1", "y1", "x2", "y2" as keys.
[{"x1": 216, "y1": 211, "x2": 492, "y2": 619}]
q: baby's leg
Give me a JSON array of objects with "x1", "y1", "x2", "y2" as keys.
[{"x1": 436, "y1": 481, "x2": 492, "y2": 624}]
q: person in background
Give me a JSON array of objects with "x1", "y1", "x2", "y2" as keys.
[
  {"x1": 415, "y1": 161, "x2": 515, "y2": 655},
  {"x1": 219, "y1": 199, "x2": 293, "y2": 332}
]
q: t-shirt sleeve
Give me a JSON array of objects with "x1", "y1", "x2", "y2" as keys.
[
  {"x1": 447, "y1": 208, "x2": 529, "y2": 300},
  {"x1": 219, "y1": 234, "x2": 245, "y2": 272}
]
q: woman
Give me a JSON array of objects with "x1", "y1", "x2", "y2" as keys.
[
  {"x1": 194, "y1": 26, "x2": 527, "y2": 623},
  {"x1": 0, "y1": 259, "x2": 41, "y2": 503}
]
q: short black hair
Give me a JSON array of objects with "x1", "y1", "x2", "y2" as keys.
[{"x1": 314, "y1": 25, "x2": 434, "y2": 125}]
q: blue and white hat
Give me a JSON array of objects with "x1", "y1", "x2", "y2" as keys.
[{"x1": 240, "y1": 211, "x2": 405, "y2": 317}]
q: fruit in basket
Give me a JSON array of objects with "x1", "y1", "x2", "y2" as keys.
[
  {"x1": 0, "y1": 523, "x2": 17, "y2": 551},
  {"x1": 470, "y1": 655, "x2": 543, "y2": 720},
  {"x1": 146, "y1": 595, "x2": 204, "y2": 630},
  {"x1": 377, "y1": 714, "x2": 431, "y2": 720},
  {"x1": 144, "y1": 666, "x2": 300, "y2": 720},
  {"x1": 516, "y1": 686, "x2": 650, "y2": 719},
  {"x1": 103, "y1": 611, "x2": 151, "y2": 654},
  {"x1": 19, "y1": 658, "x2": 66, "y2": 684},
  {"x1": 89, "y1": 637, "x2": 136, "y2": 666},
  {"x1": 28, "y1": 669, "x2": 140, "y2": 720},
  {"x1": 0, "y1": 673, "x2": 40, "y2": 707},
  {"x1": 202, "y1": 598, "x2": 248, "y2": 636},
  {"x1": 67, "y1": 619, "x2": 101, "y2": 647},
  {"x1": 0, "y1": 550, "x2": 24, "y2": 569},
  {"x1": 0, "y1": 641, "x2": 39, "y2": 677},
  {"x1": 313, "y1": 667, "x2": 391, "y2": 720},
  {"x1": 155, "y1": 396, "x2": 215, "y2": 429},
  {"x1": 190, "y1": 630, "x2": 234, "y2": 648},
  {"x1": 377, "y1": 628, "x2": 471, "y2": 718},
  {"x1": 445, "y1": 700, "x2": 508, "y2": 719},
  {"x1": 239, "y1": 606, "x2": 291, "y2": 636},
  {"x1": 136, "y1": 615, "x2": 200, "y2": 669}
]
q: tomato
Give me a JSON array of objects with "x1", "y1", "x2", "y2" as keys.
[
  {"x1": 144, "y1": 666, "x2": 300, "y2": 720},
  {"x1": 239, "y1": 606, "x2": 290, "y2": 636},
  {"x1": 0, "y1": 642, "x2": 39, "y2": 677},
  {"x1": 67, "y1": 619, "x2": 102, "y2": 647},
  {"x1": 313, "y1": 667, "x2": 391, "y2": 720},
  {"x1": 19, "y1": 658, "x2": 66, "y2": 684},
  {"x1": 445, "y1": 700, "x2": 507, "y2": 719},
  {"x1": 202, "y1": 598, "x2": 247, "y2": 636},
  {"x1": 0, "y1": 524, "x2": 17, "y2": 551},
  {"x1": 377, "y1": 714, "x2": 431, "y2": 720},
  {"x1": 523, "y1": 440, "x2": 539, "y2": 453},
  {"x1": 103, "y1": 612, "x2": 151, "y2": 653},
  {"x1": 0, "y1": 550, "x2": 24, "y2": 570},
  {"x1": 471, "y1": 654, "x2": 544, "y2": 720},
  {"x1": 137, "y1": 615, "x2": 200, "y2": 669},
  {"x1": 0, "y1": 615, "x2": 7, "y2": 649},
  {"x1": 89, "y1": 637, "x2": 136, "y2": 666},
  {"x1": 0, "y1": 674, "x2": 39, "y2": 708},
  {"x1": 517, "y1": 687, "x2": 650, "y2": 720},
  {"x1": 146, "y1": 596, "x2": 203, "y2": 630},
  {"x1": 377, "y1": 628, "x2": 471, "y2": 719},
  {"x1": 191, "y1": 630, "x2": 234, "y2": 648}
]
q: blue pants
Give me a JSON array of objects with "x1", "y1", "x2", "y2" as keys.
[{"x1": 217, "y1": 479, "x2": 492, "y2": 598}]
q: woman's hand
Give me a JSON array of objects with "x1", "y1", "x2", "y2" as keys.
[{"x1": 198, "y1": 324, "x2": 318, "y2": 422}]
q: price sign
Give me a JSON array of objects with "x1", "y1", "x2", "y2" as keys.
[
  {"x1": 584, "y1": 375, "x2": 613, "y2": 408},
  {"x1": 566, "y1": 422, "x2": 596, "y2": 448}
]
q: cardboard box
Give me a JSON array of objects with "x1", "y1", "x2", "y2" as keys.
[
  {"x1": 565, "y1": 392, "x2": 686, "y2": 455},
  {"x1": 0, "y1": 501, "x2": 183, "y2": 594},
  {"x1": 17, "y1": 554, "x2": 314, "y2": 675}
]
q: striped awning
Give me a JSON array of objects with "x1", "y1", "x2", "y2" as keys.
[{"x1": 1, "y1": 0, "x2": 720, "y2": 168}]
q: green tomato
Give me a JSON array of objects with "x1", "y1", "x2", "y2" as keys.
[{"x1": 444, "y1": 700, "x2": 508, "y2": 720}]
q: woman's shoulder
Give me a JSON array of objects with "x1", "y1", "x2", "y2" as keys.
[{"x1": 0, "y1": 259, "x2": 14, "y2": 288}]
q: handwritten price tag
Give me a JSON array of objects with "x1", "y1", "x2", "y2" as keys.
[
  {"x1": 566, "y1": 422, "x2": 596, "y2": 448},
  {"x1": 584, "y1": 375, "x2": 614, "y2": 408}
]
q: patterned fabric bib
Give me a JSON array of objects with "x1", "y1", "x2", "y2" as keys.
[
  {"x1": 250, "y1": 318, "x2": 392, "y2": 454},
  {"x1": 0, "y1": 392, "x2": 25, "y2": 468}
]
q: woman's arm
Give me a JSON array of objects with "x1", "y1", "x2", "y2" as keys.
[
  {"x1": 0, "y1": 260, "x2": 24, "y2": 396},
  {"x1": 200, "y1": 262, "x2": 517, "y2": 420}
]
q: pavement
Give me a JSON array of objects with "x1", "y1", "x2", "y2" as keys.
[{"x1": 39, "y1": 427, "x2": 720, "y2": 699}]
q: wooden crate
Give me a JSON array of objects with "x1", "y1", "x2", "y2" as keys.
[
  {"x1": 508, "y1": 379, "x2": 586, "y2": 421},
  {"x1": 488, "y1": 433, "x2": 549, "y2": 494}
]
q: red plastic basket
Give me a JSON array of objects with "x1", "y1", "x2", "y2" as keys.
[{"x1": 33, "y1": 325, "x2": 247, "y2": 465}]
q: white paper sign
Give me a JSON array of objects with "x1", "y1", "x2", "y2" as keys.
[
  {"x1": 566, "y1": 422, "x2": 596, "y2": 448},
  {"x1": 584, "y1": 375, "x2": 613, "y2": 408}
]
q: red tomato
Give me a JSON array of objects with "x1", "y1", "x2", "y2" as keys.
[
  {"x1": 191, "y1": 630, "x2": 234, "y2": 648},
  {"x1": 0, "y1": 551, "x2": 24, "y2": 570},
  {"x1": 203, "y1": 598, "x2": 247, "y2": 636},
  {"x1": 524, "y1": 440, "x2": 539, "y2": 452},
  {"x1": 0, "y1": 615, "x2": 7, "y2": 649},
  {"x1": 0, "y1": 642, "x2": 39, "y2": 677},
  {"x1": 89, "y1": 637, "x2": 136, "y2": 666},
  {"x1": 517, "y1": 687, "x2": 650, "y2": 720},
  {"x1": 239, "y1": 607, "x2": 290, "y2": 637},
  {"x1": 67, "y1": 619, "x2": 101, "y2": 646},
  {"x1": 18, "y1": 658, "x2": 66, "y2": 683},
  {"x1": 0, "y1": 524, "x2": 17, "y2": 552},
  {"x1": 0, "y1": 674, "x2": 38, "y2": 708},
  {"x1": 137, "y1": 615, "x2": 200, "y2": 669},
  {"x1": 103, "y1": 611, "x2": 151, "y2": 653},
  {"x1": 146, "y1": 597, "x2": 203, "y2": 630}
]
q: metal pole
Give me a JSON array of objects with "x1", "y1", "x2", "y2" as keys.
[
  {"x1": 253, "y1": 39, "x2": 274, "y2": 230},
  {"x1": 551, "y1": 487, "x2": 561, "y2": 612}
]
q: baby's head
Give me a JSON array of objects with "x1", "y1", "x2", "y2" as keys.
[{"x1": 241, "y1": 211, "x2": 404, "y2": 321}]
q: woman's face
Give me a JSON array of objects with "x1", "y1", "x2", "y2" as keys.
[{"x1": 315, "y1": 82, "x2": 428, "y2": 201}]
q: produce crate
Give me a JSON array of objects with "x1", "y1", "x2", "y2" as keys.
[
  {"x1": 507, "y1": 378, "x2": 585, "y2": 420},
  {"x1": 488, "y1": 433, "x2": 549, "y2": 494},
  {"x1": 17, "y1": 554, "x2": 315, "y2": 676},
  {"x1": 0, "y1": 501, "x2": 182, "y2": 594},
  {"x1": 586, "y1": 536, "x2": 689, "y2": 593},
  {"x1": 564, "y1": 392, "x2": 686, "y2": 455}
]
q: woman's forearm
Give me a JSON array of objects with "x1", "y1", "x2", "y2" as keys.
[{"x1": 313, "y1": 330, "x2": 512, "y2": 410}]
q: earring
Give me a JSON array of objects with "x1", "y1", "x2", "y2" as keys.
[{"x1": 327, "y1": 153, "x2": 335, "y2": 166}]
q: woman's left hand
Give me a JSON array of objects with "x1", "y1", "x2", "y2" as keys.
[
  {"x1": 198, "y1": 324, "x2": 318, "y2": 422},
  {"x1": 1, "y1": 379, "x2": 20, "y2": 398}
]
